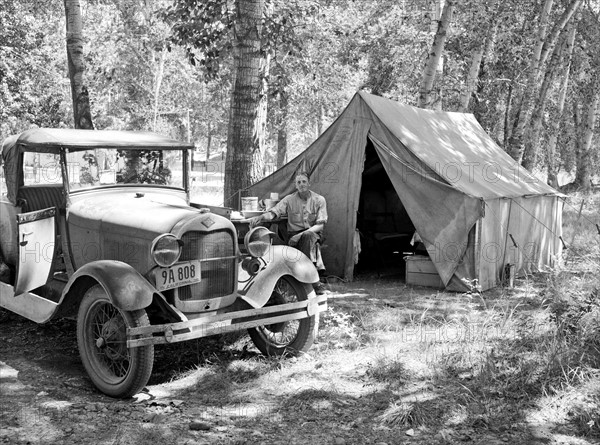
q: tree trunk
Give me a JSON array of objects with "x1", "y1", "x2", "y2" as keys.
[
  {"x1": 503, "y1": 83, "x2": 514, "y2": 150},
  {"x1": 507, "y1": 0, "x2": 581, "y2": 162},
  {"x1": 522, "y1": 28, "x2": 570, "y2": 170},
  {"x1": 459, "y1": 45, "x2": 484, "y2": 112},
  {"x1": 506, "y1": 0, "x2": 554, "y2": 160},
  {"x1": 574, "y1": 87, "x2": 599, "y2": 190},
  {"x1": 317, "y1": 102, "x2": 324, "y2": 138},
  {"x1": 206, "y1": 122, "x2": 212, "y2": 162},
  {"x1": 472, "y1": 11, "x2": 499, "y2": 121},
  {"x1": 152, "y1": 49, "x2": 167, "y2": 131},
  {"x1": 547, "y1": 33, "x2": 576, "y2": 188},
  {"x1": 223, "y1": 0, "x2": 266, "y2": 208},
  {"x1": 538, "y1": 0, "x2": 582, "y2": 69},
  {"x1": 64, "y1": 0, "x2": 93, "y2": 129},
  {"x1": 276, "y1": 88, "x2": 288, "y2": 168},
  {"x1": 258, "y1": 52, "x2": 270, "y2": 174},
  {"x1": 418, "y1": 0, "x2": 455, "y2": 109}
]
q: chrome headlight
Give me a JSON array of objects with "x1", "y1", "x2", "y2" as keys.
[
  {"x1": 151, "y1": 234, "x2": 182, "y2": 267},
  {"x1": 244, "y1": 227, "x2": 274, "y2": 258}
]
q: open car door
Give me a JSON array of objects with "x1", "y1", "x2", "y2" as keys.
[{"x1": 14, "y1": 207, "x2": 57, "y2": 296}]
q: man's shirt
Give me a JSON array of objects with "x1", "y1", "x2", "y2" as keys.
[{"x1": 269, "y1": 191, "x2": 328, "y2": 232}]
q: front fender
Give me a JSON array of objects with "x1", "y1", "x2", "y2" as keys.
[
  {"x1": 240, "y1": 245, "x2": 319, "y2": 309},
  {"x1": 63, "y1": 260, "x2": 156, "y2": 311}
]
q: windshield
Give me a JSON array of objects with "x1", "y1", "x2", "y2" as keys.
[{"x1": 66, "y1": 148, "x2": 185, "y2": 190}]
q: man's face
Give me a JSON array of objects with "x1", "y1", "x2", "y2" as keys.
[{"x1": 295, "y1": 174, "x2": 310, "y2": 193}]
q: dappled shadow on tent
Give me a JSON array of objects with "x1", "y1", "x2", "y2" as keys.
[{"x1": 247, "y1": 91, "x2": 563, "y2": 290}]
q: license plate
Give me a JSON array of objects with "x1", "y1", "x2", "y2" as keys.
[{"x1": 154, "y1": 260, "x2": 202, "y2": 291}]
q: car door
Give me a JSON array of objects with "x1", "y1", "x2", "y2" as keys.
[{"x1": 14, "y1": 207, "x2": 57, "y2": 296}]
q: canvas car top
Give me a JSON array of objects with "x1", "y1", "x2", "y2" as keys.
[
  {"x1": 4, "y1": 128, "x2": 194, "y2": 153},
  {"x1": 1, "y1": 128, "x2": 194, "y2": 206}
]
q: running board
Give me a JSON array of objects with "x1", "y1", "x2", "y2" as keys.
[{"x1": 0, "y1": 282, "x2": 58, "y2": 323}]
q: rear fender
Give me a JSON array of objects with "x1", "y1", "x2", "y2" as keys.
[
  {"x1": 240, "y1": 245, "x2": 318, "y2": 308},
  {"x1": 62, "y1": 260, "x2": 156, "y2": 312}
]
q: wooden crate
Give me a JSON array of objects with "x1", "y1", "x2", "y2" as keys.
[{"x1": 404, "y1": 255, "x2": 444, "y2": 288}]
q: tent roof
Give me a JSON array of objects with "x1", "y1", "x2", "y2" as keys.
[{"x1": 359, "y1": 92, "x2": 558, "y2": 199}]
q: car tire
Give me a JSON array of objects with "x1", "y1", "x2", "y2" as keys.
[
  {"x1": 76, "y1": 284, "x2": 154, "y2": 398},
  {"x1": 248, "y1": 276, "x2": 318, "y2": 356}
]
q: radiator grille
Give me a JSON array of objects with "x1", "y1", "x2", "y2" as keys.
[{"x1": 177, "y1": 230, "x2": 236, "y2": 301}]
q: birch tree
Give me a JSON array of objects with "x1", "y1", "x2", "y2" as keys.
[
  {"x1": 459, "y1": 45, "x2": 484, "y2": 112},
  {"x1": 64, "y1": 0, "x2": 93, "y2": 129},
  {"x1": 571, "y1": 7, "x2": 600, "y2": 190},
  {"x1": 523, "y1": 23, "x2": 576, "y2": 170},
  {"x1": 458, "y1": 0, "x2": 499, "y2": 112},
  {"x1": 418, "y1": 0, "x2": 456, "y2": 109},
  {"x1": 573, "y1": 87, "x2": 599, "y2": 190},
  {"x1": 507, "y1": 0, "x2": 582, "y2": 162},
  {"x1": 545, "y1": 23, "x2": 576, "y2": 187}
]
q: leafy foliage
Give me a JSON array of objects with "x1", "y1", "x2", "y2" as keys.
[
  {"x1": 1, "y1": 0, "x2": 598, "y2": 191},
  {"x1": 160, "y1": 0, "x2": 235, "y2": 79},
  {"x1": 116, "y1": 150, "x2": 172, "y2": 185},
  {"x1": 0, "y1": 0, "x2": 69, "y2": 134}
]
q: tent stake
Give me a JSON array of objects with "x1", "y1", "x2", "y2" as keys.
[{"x1": 559, "y1": 236, "x2": 568, "y2": 250}]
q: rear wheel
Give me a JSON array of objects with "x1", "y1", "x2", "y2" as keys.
[
  {"x1": 76, "y1": 285, "x2": 154, "y2": 398},
  {"x1": 248, "y1": 276, "x2": 318, "y2": 356}
]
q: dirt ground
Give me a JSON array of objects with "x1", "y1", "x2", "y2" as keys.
[{"x1": 0, "y1": 275, "x2": 598, "y2": 445}]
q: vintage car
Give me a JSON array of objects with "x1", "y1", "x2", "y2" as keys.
[{"x1": 0, "y1": 128, "x2": 327, "y2": 398}]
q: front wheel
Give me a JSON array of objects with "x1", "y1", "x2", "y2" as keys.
[
  {"x1": 248, "y1": 276, "x2": 318, "y2": 356},
  {"x1": 76, "y1": 285, "x2": 154, "y2": 398}
]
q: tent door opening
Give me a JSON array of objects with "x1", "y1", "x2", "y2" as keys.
[{"x1": 355, "y1": 139, "x2": 423, "y2": 277}]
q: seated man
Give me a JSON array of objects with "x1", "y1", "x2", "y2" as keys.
[{"x1": 249, "y1": 171, "x2": 327, "y2": 294}]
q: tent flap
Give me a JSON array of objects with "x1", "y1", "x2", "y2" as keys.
[{"x1": 369, "y1": 134, "x2": 483, "y2": 286}]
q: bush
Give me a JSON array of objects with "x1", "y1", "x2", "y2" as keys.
[{"x1": 550, "y1": 287, "x2": 600, "y2": 368}]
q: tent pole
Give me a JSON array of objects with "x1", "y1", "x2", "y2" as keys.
[{"x1": 500, "y1": 198, "x2": 514, "y2": 283}]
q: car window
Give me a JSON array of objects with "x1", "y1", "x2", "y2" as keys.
[
  {"x1": 66, "y1": 148, "x2": 184, "y2": 189},
  {"x1": 23, "y1": 152, "x2": 62, "y2": 186}
]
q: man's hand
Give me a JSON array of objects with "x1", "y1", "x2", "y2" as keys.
[
  {"x1": 249, "y1": 215, "x2": 263, "y2": 228},
  {"x1": 289, "y1": 233, "x2": 302, "y2": 246}
]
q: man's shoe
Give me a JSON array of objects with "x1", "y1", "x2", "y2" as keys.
[{"x1": 313, "y1": 282, "x2": 326, "y2": 295}]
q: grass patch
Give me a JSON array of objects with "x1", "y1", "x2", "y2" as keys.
[
  {"x1": 569, "y1": 393, "x2": 600, "y2": 438},
  {"x1": 365, "y1": 352, "x2": 411, "y2": 387},
  {"x1": 317, "y1": 307, "x2": 371, "y2": 350},
  {"x1": 283, "y1": 387, "x2": 341, "y2": 414},
  {"x1": 156, "y1": 187, "x2": 600, "y2": 442},
  {"x1": 191, "y1": 356, "x2": 283, "y2": 405},
  {"x1": 379, "y1": 400, "x2": 433, "y2": 427},
  {"x1": 122, "y1": 424, "x2": 179, "y2": 445}
]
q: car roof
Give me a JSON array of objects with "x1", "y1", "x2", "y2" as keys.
[
  {"x1": 1, "y1": 128, "x2": 194, "y2": 205},
  {"x1": 9, "y1": 128, "x2": 194, "y2": 153}
]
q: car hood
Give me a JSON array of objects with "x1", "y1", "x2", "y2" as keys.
[
  {"x1": 66, "y1": 188, "x2": 234, "y2": 272},
  {"x1": 68, "y1": 190, "x2": 200, "y2": 238}
]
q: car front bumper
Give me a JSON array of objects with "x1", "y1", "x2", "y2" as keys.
[{"x1": 126, "y1": 294, "x2": 328, "y2": 347}]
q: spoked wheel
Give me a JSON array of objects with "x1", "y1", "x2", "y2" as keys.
[
  {"x1": 248, "y1": 276, "x2": 318, "y2": 356},
  {"x1": 76, "y1": 285, "x2": 154, "y2": 398}
]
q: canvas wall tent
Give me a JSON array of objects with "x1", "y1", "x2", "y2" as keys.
[{"x1": 247, "y1": 92, "x2": 564, "y2": 291}]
